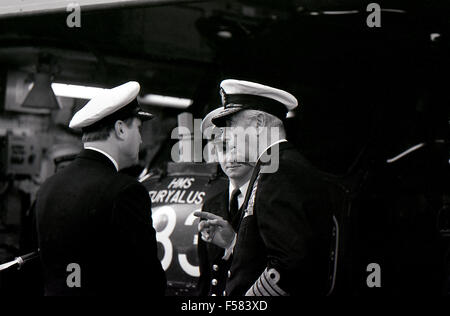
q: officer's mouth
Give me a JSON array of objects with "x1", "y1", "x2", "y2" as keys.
[{"x1": 226, "y1": 164, "x2": 243, "y2": 170}]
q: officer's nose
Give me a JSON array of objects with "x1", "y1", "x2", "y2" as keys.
[{"x1": 225, "y1": 146, "x2": 238, "y2": 163}]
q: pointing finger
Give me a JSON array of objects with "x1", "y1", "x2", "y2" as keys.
[{"x1": 194, "y1": 211, "x2": 223, "y2": 221}]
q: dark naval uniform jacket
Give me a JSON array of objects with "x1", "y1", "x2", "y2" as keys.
[
  {"x1": 34, "y1": 149, "x2": 166, "y2": 296},
  {"x1": 197, "y1": 184, "x2": 244, "y2": 296},
  {"x1": 225, "y1": 141, "x2": 335, "y2": 296}
]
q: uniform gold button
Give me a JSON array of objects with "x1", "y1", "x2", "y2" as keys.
[
  {"x1": 223, "y1": 291, "x2": 227, "y2": 296},
  {"x1": 227, "y1": 270, "x2": 231, "y2": 278},
  {"x1": 211, "y1": 279, "x2": 218, "y2": 286},
  {"x1": 212, "y1": 264, "x2": 219, "y2": 271}
]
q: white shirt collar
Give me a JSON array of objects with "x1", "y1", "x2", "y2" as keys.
[
  {"x1": 229, "y1": 179, "x2": 251, "y2": 211},
  {"x1": 257, "y1": 139, "x2": 288, "y2": 161},
  {"x1": 84, "y1": 146, "x2": 119, "y2": 171}
]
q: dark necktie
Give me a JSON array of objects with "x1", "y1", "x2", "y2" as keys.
[{"x1": 229, "y1": 188, "x2": 241, "y2": 231}]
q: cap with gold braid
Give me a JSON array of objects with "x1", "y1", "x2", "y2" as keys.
[{"x1": 212, "y1": 79, "x2": 298, "y2": 127}]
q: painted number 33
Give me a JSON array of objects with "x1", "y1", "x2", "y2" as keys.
[{"x1": 152, "y1": 206, "x2": 200, "y2": 277}]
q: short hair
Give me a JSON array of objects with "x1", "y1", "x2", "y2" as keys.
[{"x1": 81, "y1": 116, "x2": 135, "y2": 143}]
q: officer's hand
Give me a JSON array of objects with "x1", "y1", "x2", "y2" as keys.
[
  {"x1": 198, "y1": 219, "x2": 213, "y2": 242},
  {"x1": 194, "y1": 211, "x2": 235, "y2": 249}
]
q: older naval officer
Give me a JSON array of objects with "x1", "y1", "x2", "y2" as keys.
[{"x1": 195, "y1": 79, "x2": 335, "y2": 296}]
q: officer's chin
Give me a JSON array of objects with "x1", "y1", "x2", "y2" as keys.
[{"x1": 225, "y1": 165, "x2": 245, "y2": 176}]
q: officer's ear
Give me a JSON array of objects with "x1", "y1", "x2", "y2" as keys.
[{"x1": 114, "y1": 120, "x2": 126, "y2": 140}]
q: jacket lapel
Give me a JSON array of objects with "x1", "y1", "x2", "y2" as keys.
[
  {"x1": 235, "y1": 141, "x2": 292, "y2": 230},
  {"x1": 235, "y1": 162, "x2": 261, "y2": 231}
]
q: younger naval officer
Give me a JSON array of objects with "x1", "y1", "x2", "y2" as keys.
[
  {"x1": 196, "y1": 107, "x2": 255, "y2": 296},
  {"x1": 196, "y1": 79, "x2": 336, "y2": 296},
  {"x1": 32, "y1": 81, "x2": 166, "y2": 296}
]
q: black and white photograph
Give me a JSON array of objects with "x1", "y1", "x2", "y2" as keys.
[{"x1": 0, "y1": 0, "x2": 449, "y2": 305}]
